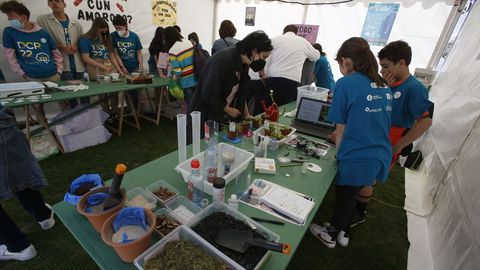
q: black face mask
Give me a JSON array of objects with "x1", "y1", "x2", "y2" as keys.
[{"x1": 250, "y1": 59, "x2": 266, "y2": 72}]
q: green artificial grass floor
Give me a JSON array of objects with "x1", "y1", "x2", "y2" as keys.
[{"x1": 0, "y1": 118, "x2": 408, "y2": 270}]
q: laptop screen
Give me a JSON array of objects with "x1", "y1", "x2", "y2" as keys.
[{"x1": 296, "y1": 97, "x2": 335, "y2": 127}]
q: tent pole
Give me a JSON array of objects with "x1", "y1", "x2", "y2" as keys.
[{"x1": 212, "y1": 0, "x2": 219, "y2": 45}]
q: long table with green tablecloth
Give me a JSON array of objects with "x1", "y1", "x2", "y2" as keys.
[
  {"x1": 2, "y1": 77, "x2": 170, "y2": 108},
  {"x1": 1, "y1": 77, "x2": 170, "y2": 153},
  {"x1": 52, "y1": 103, "x2": 338, "y2": 270}
]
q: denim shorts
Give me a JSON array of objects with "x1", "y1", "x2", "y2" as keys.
[{"x1": 0, "y1": 126, "x2": 47, "y2": 200}]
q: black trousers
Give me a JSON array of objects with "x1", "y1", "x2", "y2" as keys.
[
  {"x1": 265, "y1": 77, "x2": 300, "y2": 107},
  {"x1": 330, "y1": 185, "x2": 363, "y2": 237},
  {"x1": 0, "y1": 188, "x2": 50, "y2": 252}
]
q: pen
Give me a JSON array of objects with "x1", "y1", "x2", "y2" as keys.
[{"x1": 251, "y1": 217, "x2": 285, "y2": 225}]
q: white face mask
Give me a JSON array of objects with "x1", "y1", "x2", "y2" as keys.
[{"x1": 117, "y1": 30, "x2": 126, "y2": 37}]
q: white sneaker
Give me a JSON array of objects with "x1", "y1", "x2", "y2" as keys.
[
  {"x1": 337, "y1": 230, "x2": 349, "y2": 247},
  {"x1": 38, "y1": 203, "x2": 55, "y2": 230},
  {"x1": 309, "y1": 223, "x2": 336, "y2": 248},
  {"x1": 0, "y1": 245, "x2": 37, "y2": 261}
]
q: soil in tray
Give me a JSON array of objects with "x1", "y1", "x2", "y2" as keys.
[
  {"x1": 191, "y1": 212, "x2": 268, "y2": 270},
  {"x1": 73, "y1": 182, "x2": 96, "y2": 196},
  {"x1": 152, "y1": 187, "x2": 176, "y2": 201},
  {"x1": 144, "y1": 239, "x2": 232, "y2": 270}
]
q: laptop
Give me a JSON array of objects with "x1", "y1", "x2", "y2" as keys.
[{"x1": 291, "y1": 97, "x2": 335, "y2": 139}]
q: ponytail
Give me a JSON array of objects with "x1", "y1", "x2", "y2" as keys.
[{"x1": 336, "y1": 37, "x2": 386, "y2": 88}]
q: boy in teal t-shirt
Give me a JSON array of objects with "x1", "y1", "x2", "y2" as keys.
[{"x1": 1, "y1": 1, "x2": 62, "y2": 80}]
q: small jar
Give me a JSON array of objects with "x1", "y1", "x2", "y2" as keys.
[{"x1": 212, "y1": 177, "x2": 225, "y2": 208}]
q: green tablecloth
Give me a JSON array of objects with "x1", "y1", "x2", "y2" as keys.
[
  {"x1": 3, "y1": 77, "x2": 169, "y2": 108},
  {"x1": 53, "y1": 103, "x2": 337, "y2": 270}
]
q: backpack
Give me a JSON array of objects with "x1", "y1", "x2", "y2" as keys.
[{"x1": 193, "y1": 47, "x2": 210, "y2": 80}]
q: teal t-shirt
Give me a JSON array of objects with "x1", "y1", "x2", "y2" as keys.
[
  {"x1": 111, "y1": 31, "x2": 142, "y2": 71},
  {"x1": 78, "y1": 37, "x2": 109, "y2": 60},
  {"x1": 2, "y1": 27, "x2": 58, "y2": 78},
  {"x1": 314, "y1": 55, "x2": 335, "y2": 91},
  {"x1": 327, "y1": 72, "x2": 392, "y2": 183},
  {"x1": 390, "y1": 75, "x2": 431, "y2": 128}
]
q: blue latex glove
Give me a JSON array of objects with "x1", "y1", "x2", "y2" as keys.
[
  {"x1": 86, "y1": 192, "x2": 110, "y2": 206},
  {"x1": 64, "y1": 174, "x2": 104, "y2": 205},
  {"x1": 112, "y1": 207, "x2": 148, "y2": 232}
]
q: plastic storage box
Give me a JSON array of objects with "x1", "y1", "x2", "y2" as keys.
[
  {"x1": 153, "y1": 208, "x2": 182, "y2": 238},
  {"x1": 296, "y1": 85, "x2": 329, "y2": 108},
  {"x1": 146, "y1": 180, "x2": 179, "y2": 206},
  {"x1": 165, "y1": 195, "x2": 202, "y2": 224},
  {"x1": 253, "y1": 122, "x2": 296, "y2": 148},
  {"x1": 175, "y1": 143, "x2": 254, "y2": 195},
  {"x1": 126, "y1": 187, "x2": 157, "y2": 210},
  {"x1": 134, "y1": 225, "x2": 237, "y2": 270},
  {"x1": 185, "y1": 203, "x2": 280, "y2": 270}
]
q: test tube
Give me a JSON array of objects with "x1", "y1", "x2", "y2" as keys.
[
  {"x1": 177, "y1": 114, "x2": 187, "y2": 164},
  {"x1": 191, "y1": 111, "x2": 201, "y2": 156}
]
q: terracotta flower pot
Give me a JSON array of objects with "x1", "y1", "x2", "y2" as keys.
[
  {"x1": 76, "y1": 186, "x2": 127, "y2": 232},
  {"x1": 101, "y1": 207, "x2": 156, "y2": 263}
]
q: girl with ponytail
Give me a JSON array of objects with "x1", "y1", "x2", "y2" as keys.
[{"x1": 309, "y1": 37, "x2": 392, "y2": 249}]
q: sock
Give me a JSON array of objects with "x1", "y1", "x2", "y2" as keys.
[{"x1": 356, "y1": 201, "x2": 368, "y2": 217}]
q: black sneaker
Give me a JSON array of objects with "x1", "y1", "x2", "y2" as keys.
[{"x1": 350, "y1": 211, "x2": 366, "y2": 228}]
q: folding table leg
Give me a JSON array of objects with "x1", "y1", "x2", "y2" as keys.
[
  {"x1": 24, "y1": 105, "x2": 31, "y2": 141},
  {"x1": 125, "y1": 91, "x2": 141, "y2": 131}
]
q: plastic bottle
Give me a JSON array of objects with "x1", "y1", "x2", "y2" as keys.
[
  {"x1": 204, "y1": 146, "x2": 218, "y2": 183},
  {"x1": 212, "y1": 177, "x2": 225, "y2": 208},
  {"x1": 187, "y1": 159, "x2": 204, "y2": 207},
  {"x1": 228, "y1": 194, "x2": 239, "y2": 211}
]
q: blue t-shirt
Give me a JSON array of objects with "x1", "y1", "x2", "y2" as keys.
[
  {"x1": 59, "y1": 19, "x2": 77, "y2": 73},
  {"x1": 111, "y1": 31, "x2": 142, "y2": 71},
  {"x1": 78, "y1": 37, "x2": 109, "y2": 60},
  {"x1": 314, "y1": 55, "x2": 335, "y2": 91},
  {"x1": 2, "y1": 27, "x2": 58, "y2": 78},
  {"x1": 327, "y1": 72, "x2": 392, "y2": 183},
  {"x1": 390, "y1": 75, "x2": 431, "y2": 128}
]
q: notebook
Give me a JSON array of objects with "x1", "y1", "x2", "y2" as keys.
[
  {"x1": 260, "y1": 184, "x2": 315, "y2": 224},
  {"x1": 291, "y1": 97, "x2": 335, "y2": 139}
]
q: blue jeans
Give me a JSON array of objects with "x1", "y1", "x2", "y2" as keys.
[{"x1": 61, "y1": 71, "x2": 90, "y2": 107}]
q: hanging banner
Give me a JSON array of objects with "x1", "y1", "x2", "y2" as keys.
[
  {"x1": 245, "y1": 7, "x2": 256, "y2": 26},
  {"x1": 73, "y1": 0, "x2": 133, "y2": 24},
  {"x1": 293, "y1": 24, "x2": 319, "y2": 44},
  {"x1": 151, "y1": 0, "x2": 177, "y2": 27},
  {"x1": 360, "y1": 3, "x2": 400, "y2": 46}
]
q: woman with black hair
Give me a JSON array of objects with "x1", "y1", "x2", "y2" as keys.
[
  {"x1": 188, "y1": 31, "x2": 273, "y2": 127},
  {"x1": 147, "y1": 26, "x2": 167, "y2": 76}
]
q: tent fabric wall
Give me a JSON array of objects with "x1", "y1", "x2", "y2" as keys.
[
  {"x1": 215, "y1": 0, "x2": 453, "y2": 81},
  {"x1": 406, "y1": 2, "x2": 480, "y2": 269},
  {"x1": 0, "y1": 0, "x2": 215, "y2": 82}
]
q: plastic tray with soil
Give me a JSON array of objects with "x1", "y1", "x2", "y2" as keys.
[
  {"x1": 144, "y1": 239, "x2": 232, "y2": 270},
  {"x1": 191, "y1": 212, "x2": 269, "y2": 270}
]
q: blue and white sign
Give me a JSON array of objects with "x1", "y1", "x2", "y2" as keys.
[{"x1": 360, "y1": 3, "x2": 400, "y2": 46}]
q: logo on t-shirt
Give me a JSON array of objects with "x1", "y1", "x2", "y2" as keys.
[
  {"x1": 40, "y1": 38, "x2": 47, "y2": 43},
  {"x1": 386, "y1": 93, "x2": 392, "y2": 100},
  {"x1": 394, "y1": 91, "x2": 402, "y2": 99},
  {"x1": 367, "y1": 95, "x2": 373, "y2": 101},
  {"x1": 36, "y1": 52, "x2": 51, "y2": 63}
]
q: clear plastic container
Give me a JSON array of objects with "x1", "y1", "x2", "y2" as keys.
[
  {"x1": 296, "y1": 85, "x2": 329, "y2": 108},
  {"x1": 153, "y1": 208, "x2": 182, "y2": 238},
  {"x1": 185, "y1": 203, "x2": 280, "y2": 270},
  {"x1": 165, "y1": 195, "x2": 202, "y2": 224},
  {"x1": 252, "y1": 123, "x2": 296, "y2": 148},
  {"x1": 145, "y1": 180, "x2": 179, "y2": 206},
  {"x1": 176, "y1": 143, "x2": 254, "y2": 195},
  {"x1": 134, "y1": 225, "x2": 237, "y2": 270},
  {"x1": 126, "y1": 187, "x2": 157, "y2": 210}
]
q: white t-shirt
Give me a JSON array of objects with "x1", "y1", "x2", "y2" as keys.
[{"x1": 265, "y1": 32, "x2": 320, "y2": 83}]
